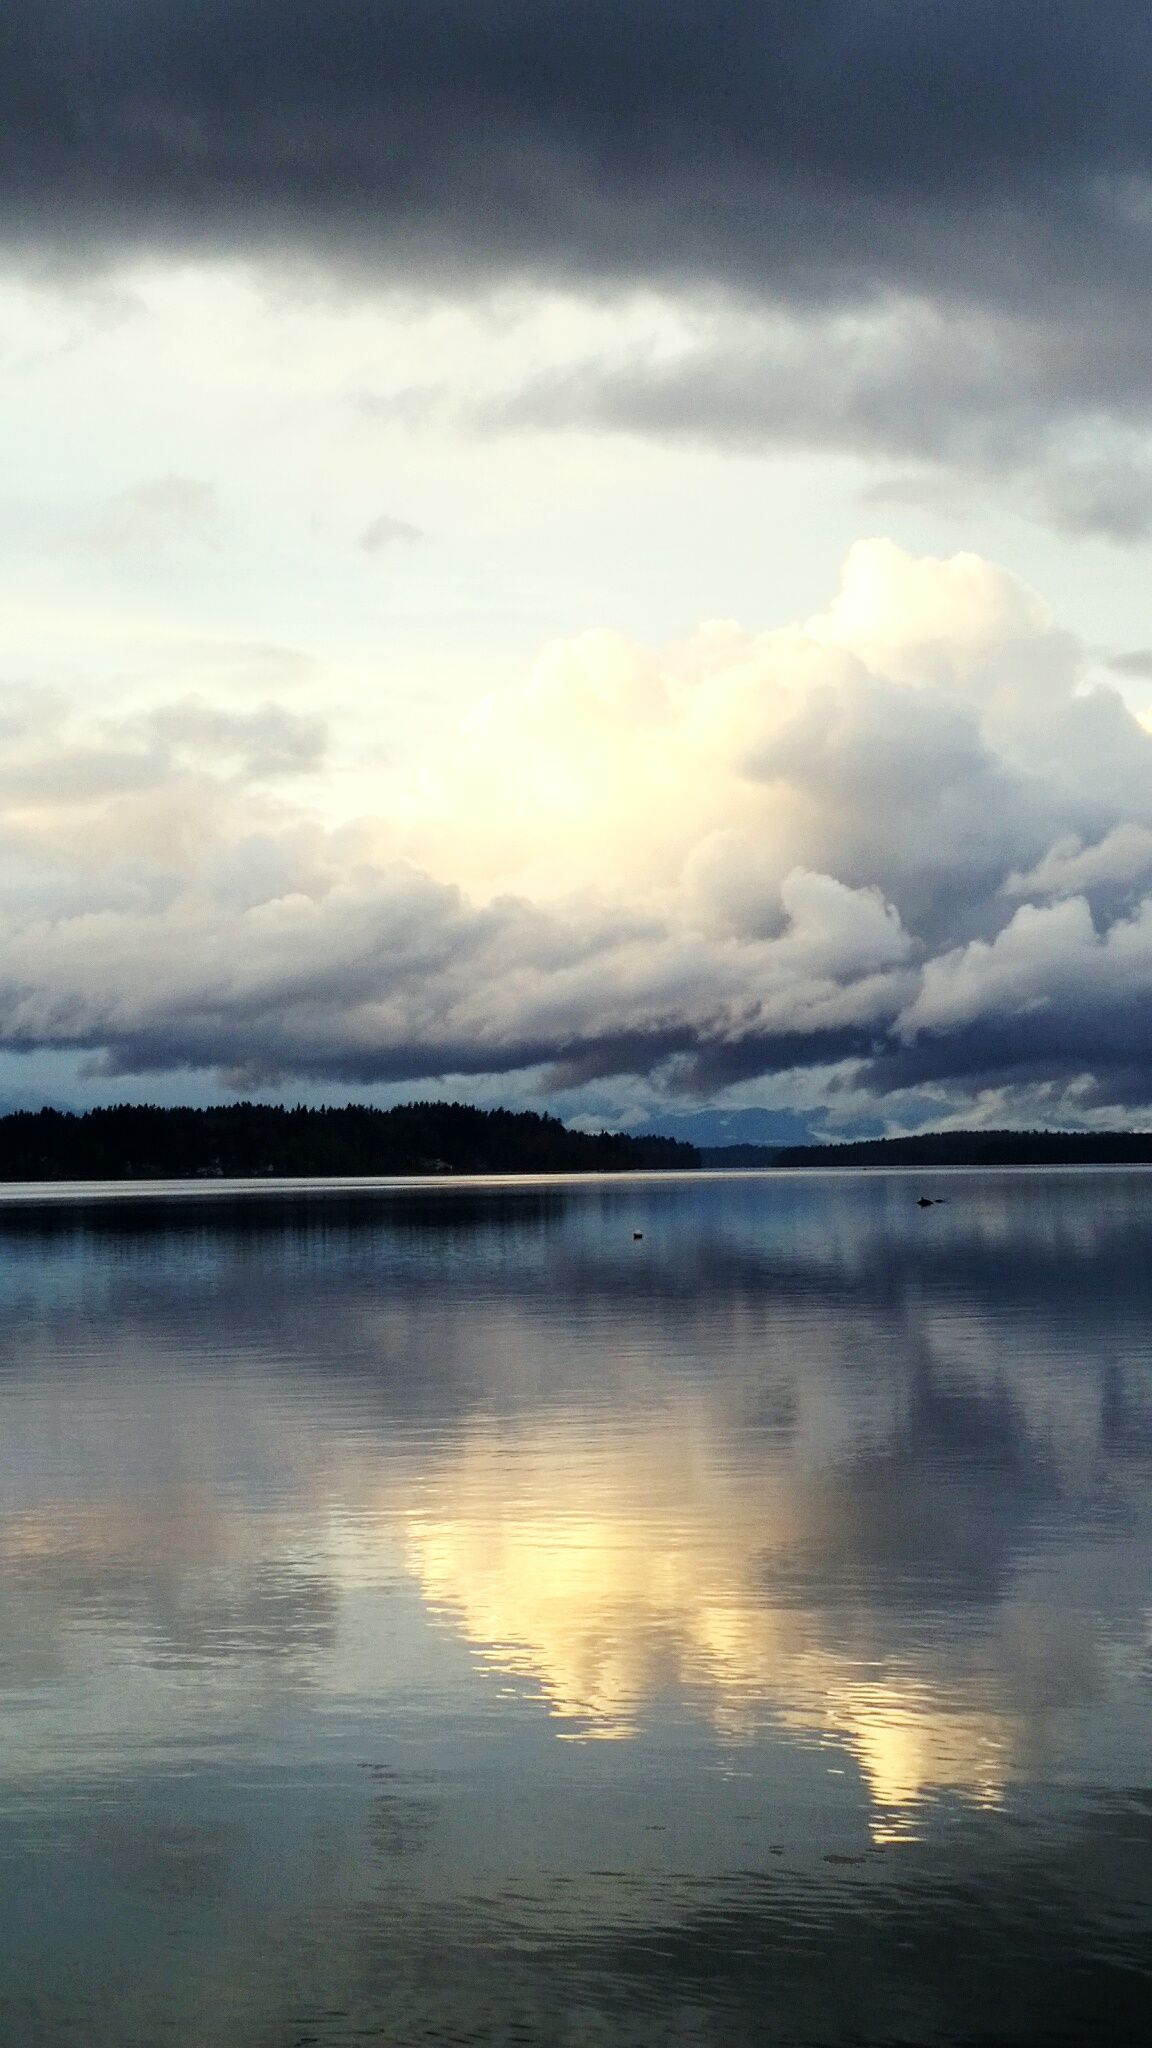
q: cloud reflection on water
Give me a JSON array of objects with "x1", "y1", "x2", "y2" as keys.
[
  {"x1": 0, "y1": 1174, "x2": 1149, "y2": 2043},
  {"x1": 401, "y1": 1414, "x2": 1019, "y2": 1826},
  {"x1": 0, "y1": 1169, "x2": 1148, "y2": 1836}
]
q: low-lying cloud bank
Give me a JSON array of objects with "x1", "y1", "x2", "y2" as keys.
[{"x1": 4, "y1": 541, "x2": 1152, "y2": 1128}]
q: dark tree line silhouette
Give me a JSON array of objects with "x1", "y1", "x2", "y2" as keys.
[
  {"x1": 769, "y1": 1130, "x2": 1152, "y2": 1168},
  {"x1": 0, "y1": 1102, "x2": 698, "y2": 1182}
]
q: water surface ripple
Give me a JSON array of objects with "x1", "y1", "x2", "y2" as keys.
[{"x1": 0, "y1": 1169, "x2": 1149, "y2": 2044}]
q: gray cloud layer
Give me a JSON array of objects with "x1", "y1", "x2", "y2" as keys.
[
  {"x1": 477, "y1": 309, "x2": 1152, "y2": 540},
  {"x1": 3, "y1": 3, "x2": 1150, "y2": 303},
  {"x1": 7, "y1": 7, "x2": 1152, "y2": 530}
]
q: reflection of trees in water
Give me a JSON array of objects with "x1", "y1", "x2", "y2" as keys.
[{"x1": 0, "y1": 1181, "x2": 573, "y2": 1242}]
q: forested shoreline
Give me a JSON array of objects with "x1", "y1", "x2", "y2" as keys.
[
  {"x1": 703, "y1": 1131, "x2": 1152, "y2": 1169},
  {"x1": 0, "y1": 1103, "x2": 698, "y2": 1181},
  {"x1": 7, "y1": 1109, "x2": 1151, "y2": 1182}
]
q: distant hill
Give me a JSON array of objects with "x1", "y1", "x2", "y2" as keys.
[
  {"x1": 776, "y1": 1130, "x2": 1152, "y2": 1167},
  {"x1": 704, "y1": 1130, "x2": 1152, "y2": 1169},
  {"x1": 0, "y1": 1103, "x2": 698, "y2": 1182}
]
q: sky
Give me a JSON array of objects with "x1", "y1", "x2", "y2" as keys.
[{"x1": 5, "y1": 2, "x2": 1152, "y2": 1141}]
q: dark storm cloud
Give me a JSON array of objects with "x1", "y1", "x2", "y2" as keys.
[
  {"x1": 3, "y1": 2, "x2": 1151, "y2": 305},
  {"x1": 7, "y1": 6, "x2": 1152, "y2": 532}
]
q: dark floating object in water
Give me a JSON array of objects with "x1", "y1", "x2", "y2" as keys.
[
  {"x1": 916, "y1": 1195, "x2": 947, "y2": 1207},
  {"x1": 633, "y1": 1231, "x2": 644, "y2": 1240}
]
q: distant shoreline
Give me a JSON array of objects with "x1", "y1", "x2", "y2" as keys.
[
  {"x1": 702, "y1": 1131, "x2": 1152, "y2": 1170},
  {"x1": 0, "y1": 1107, "x2": 1150, "y2": 1181},
  {"x1": 0, "y1": 1102, "x2": 698, "y2": 1182}
]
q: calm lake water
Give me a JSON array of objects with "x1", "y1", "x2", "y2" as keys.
[{"x1": 0, "y1": 1168, "x2": 1150, "y2": 2047}]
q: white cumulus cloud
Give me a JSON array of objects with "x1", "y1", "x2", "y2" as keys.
[{"x1": 1, "y1": 540, "x2": 1151, "y2": 1124}]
